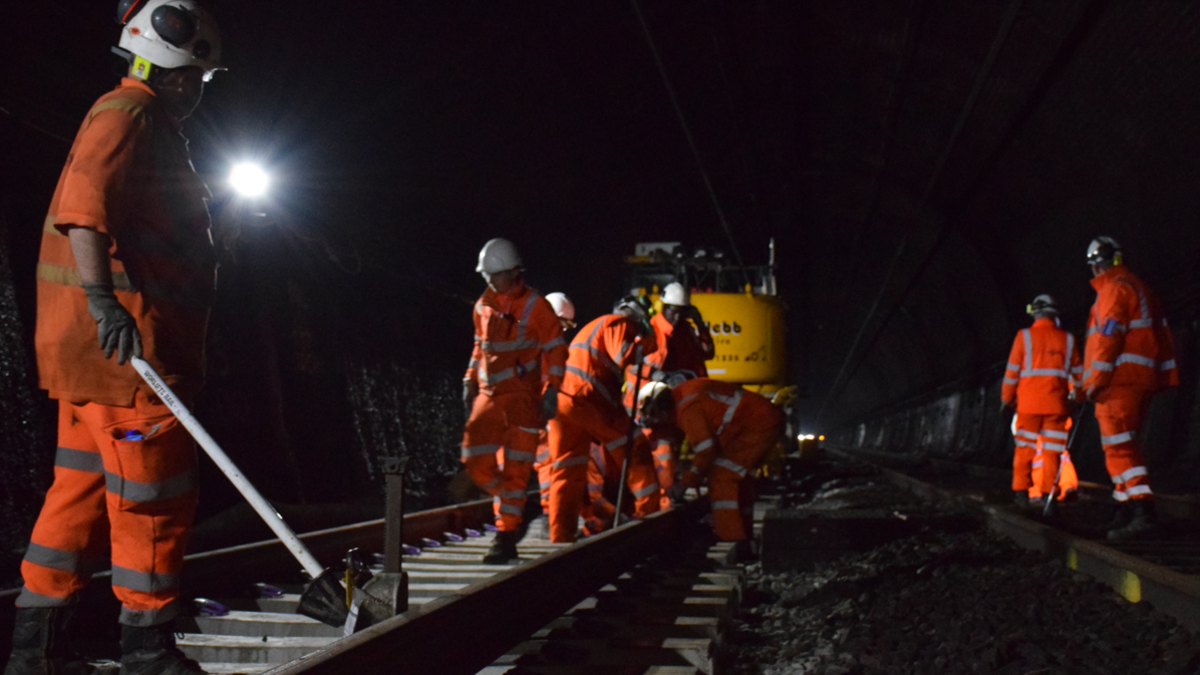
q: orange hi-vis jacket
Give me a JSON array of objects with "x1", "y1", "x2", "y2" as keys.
[
  {"x1": 1083, "y1": 265, "x2": 1178, "y2": 393},
  {"x1": 1001, "y1": 317, "x2": 1082, "y2": 415},
  {"x1": 673, "y1": 378, "x2": 783, "y2": 481},
  {"x1": 36, "y1": 78, "x2": 216, "y2": 406},
  {"x1": 563, "y1": 314, "x2": 657, "y2": 414},
  {"x1": 465, "y1": 283, "x2": 566, "y2": 397}
]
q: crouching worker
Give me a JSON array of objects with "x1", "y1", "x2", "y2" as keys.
[
  {"x1": 638, "y1": 379, "x2": 785, "y2": 545},
  {"x1": 7, "y1": 2, "x2": 224, "y2": 673}
]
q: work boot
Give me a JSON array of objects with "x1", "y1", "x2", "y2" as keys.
[
  {"x1": 482, "y1": 530, "x2": 519, "y2": 564},
  {"x1": 3, "y1": 607, "x2": 89, "y2": 675},
  {"x1": 1012, "y1": 491, "x2": 1029, "y2": 509},
  {"x1": 1109, "y1": 502, "x2": 1133, "y2": 530},
  {"x1": 1107, "y1": 500, "x2": 1157, "y2": 542},
  {"x1": 119, "y1": 622, "x2": 206, "y2": 675}
]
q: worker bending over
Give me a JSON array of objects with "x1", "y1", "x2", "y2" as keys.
[
  {"x1": 1000, "y1": 295, "x2": 1082, "y2": 517},
  {"x1": 546, "y1": 298, "x2": 659, "y2": 542},
  {"x1": 7, "y1": 2, "x2": 223, "y2": 674},
  {"x1": 462, "y1": 239, "x2": 567, "y2": 563},
  {"x1": 1082, "y1": 237, "x2": 1178, "y2": 540},
  {"x1": 639, "y1": 378, "x2": 784, "y2": 550},
  {"x1": 535, "y1": 292, "x2": 577, "y2": 516}
]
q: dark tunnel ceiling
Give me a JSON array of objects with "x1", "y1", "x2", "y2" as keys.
[{"x1": 4, "y1": 1, "x2": 1200, "y2": 431}]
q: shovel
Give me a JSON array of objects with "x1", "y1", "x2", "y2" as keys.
[{"x1": 130, "y1": 357, "x2": 391, "y2": 630}]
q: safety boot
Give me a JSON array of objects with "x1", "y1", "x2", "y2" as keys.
[
  {"x1": 482, "y1": 530, "x2": 520, "y2": 564},
  {"x1": 1012, "y1": 491, "x2": 1029, "y2": 509},
  {"x1": 119, "y1": 622, "x2": 206, "y2": 675},
  {"x1": 1107, "y1": 500, "x2": 1157, "y2": 542},
  {"x1": 1109, "y1": 502, "x2": 1134, "y2": 530},
  {"x1": 3, "y1": 607, "x2": 89, "y2": 675}
]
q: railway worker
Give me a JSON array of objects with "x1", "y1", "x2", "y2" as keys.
[
  {"x1": 999, "y1": 295, "x2": 1082, "y2": 517},
  {"x1": 1081, "y1": 237, "x2": 1178, "y2": 540},
  {"x1": 655, "y1": 282, "x2": 715, "y2": 376},
  {"x1": 638, "y1": 378, "x2": 785, "y2": 548},
  {"x1": 462, "y1": 239, "x2": 568, "y2": 563},
  {"x1": 535, "y1": 293, "x2": 578, "y2": 516},
  {"x1": 6, "y1": 3, "x2": 223, "y2": 674},
  {"x1": 546, "y1": 297, "x2": 659, "y2": 543}
]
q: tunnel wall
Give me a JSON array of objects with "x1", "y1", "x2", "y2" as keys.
[{"x1": 835, "y1": 323, "x2": 1200, "y2": 495}]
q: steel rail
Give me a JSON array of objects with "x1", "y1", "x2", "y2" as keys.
[
  {"x1": 267, "y1": 505, "x2": 692, "y2": 675},
  {"x1": 830, "y1": 448, "x2": 1200, "y2": 631}
]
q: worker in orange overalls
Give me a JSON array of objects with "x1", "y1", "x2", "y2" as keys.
[
  {"x1": 655, "y1": 282, "x2": 715, "y2": 376},
  {"x1": 1082, "y1": 237, "x2": 1178, "y2": 540},
  {"x1": 546, "y1": 297, "x2": 659, "y2": 542},
  {"x1": 535, "y1": 292, "x2": 577, "y2": 515},
  {"x1": 462, "y1": 239, "x2": 567, "y2": 563},
  {"x1": 1000, "y1": 294, "x2": 1082, "y2": 517},
  {"x1": 639, "y1": 378, "x2": 785, "y2": 548},
  {"x1": 8, "y1": 3, "x2": 223, "y2": 673}
]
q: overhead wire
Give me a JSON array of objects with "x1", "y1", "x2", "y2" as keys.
[
  {"x1": 817, "y1": 0, "x2": 1026, "y2": 425},
  {"x1": 629, "y1": 0, "x2": 750, "y2": 287}
]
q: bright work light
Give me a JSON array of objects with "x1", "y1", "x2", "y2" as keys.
[{"x1": 229, "y1": 162, "x2": 269, "y2": 198}]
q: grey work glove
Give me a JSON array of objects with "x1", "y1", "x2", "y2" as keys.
[
  {"x1": 540, "y1": 384, "x2": 560, "y2": 423},
  {"x1": 463, "y1": 379, "x2": 479, "y2": 418},
  {"x1": 83, "y1": 282, "x2": 142, "y2": 365}
]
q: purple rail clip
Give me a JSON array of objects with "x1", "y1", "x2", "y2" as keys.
[
  {"x1": 403, "y1": 544, "x2": 421, "y2": 556},
  {"x1": 444, "y1": 532, "x2": 465, "y2": 542},
  {"x1": 420, "y1": 537, "x2": 442, "y2": 548},
  {"x1": 484, "y1": 523, "x2": 499, "y2": 532},
  {"x1": 464, "y1": 528, "x2": 482, "y2": 537},
  {"x1": 194, "y1": 598, "x2": 229, "y2": 617},
  {"x1": 254, "y1": 583, "x2": 284, "y2": 598}
]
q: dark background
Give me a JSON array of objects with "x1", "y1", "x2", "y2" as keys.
[{"x1": 3, "y1": 0, "x2": 1200, "y2": 578}]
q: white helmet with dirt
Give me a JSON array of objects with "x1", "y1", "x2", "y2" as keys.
[
  {"x1": 117, "y1": 0, "x2": 222, "y2": 75},
  {"x1": 476, "y1": 238, "x2": 523, "y2": 274},
  {"x1": 637, "y1": 382, "x2": 672, "y2": 419},
  {"x1": 545, "y1": 292, "x2": 575, "y2": 322},
  {"x1": 1086, "y1": 236, "x2": 1122, "y2": 266},
  {"x1": 661, "y1": 282, "x2": 689, "y2": 307}
]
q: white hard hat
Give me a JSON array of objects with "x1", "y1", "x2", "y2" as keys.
[
  {"x1": 545, "y1": 292, "x2": 575, "y2": 322},
  {"x1": 637, "y1": 382, "x2": 672, "y2": 415},
  {"x1": 1026, "y1": 294, "x2": 1058, "y2": 317},
  {"x1": 476, "y1": 238, "x2": 523, "y2": 274},
  {"x1": 661, "y1": 282, "x2": 689, "y2": 306},
  {"x1": 118, "y1": 0, "x2": 222, "y2": 75},
  {"x1": 1086, "y1": 236, "x2": 1122, "y2": 265}
]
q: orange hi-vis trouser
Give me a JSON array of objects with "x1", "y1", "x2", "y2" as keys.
[
  {"x1": 18, "y1": 391, "x2": 199, "y2": 627},
  {"x1": 535, "y1": 444, "x2": 552, "y2": 513},
  {"x1": 461, "y1": 391, "x2": 540, "y2": 532},
  {"x1": 650, "y1": 435, "x2": 677, "y2": 510},
  {"x1": 1029, "y1": 416, "x2": 1078, "y2": 499},
  {"x1": 1012, "y1": 413, "x2": 1070, "y2": 496},
  {"x1": 547, "y1": 392, "x2": 659, "y2": 543},
  {"x1": 1095, "y1": 386, "x2": 1154, "y2": 502},
  {"x1": 696, "y1": 421, "x2": 782, "y2": 542}
]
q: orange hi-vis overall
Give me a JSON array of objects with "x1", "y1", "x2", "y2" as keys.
[
  {"x1": 583, "y1": 443, "x2": 616, "y2": 535},
  {"x1": 1030, "y1": 425, "x2": 1078, "y2": 500},
  {"x1": 642, "y1": 426, "x2": 679, "y2": 510},
  {"x1": 674, "y1": 378, "x2": 784, "y2": 541},
  {"x1": 23, "y1": 79, "x2": 214, "y2": 627},
  {"x1": 1001, "y1": 317, "x2": 1082, "y2": 496},
  {"x1": 620, "y1": 312, "x2": 710, "y2": 412},
  {"x1": 1083, "y1": 265, "x2": 1178, "y2": 503},
  {"x1": 535, "y1": 429, "x2": 551, "y2": 513},
  {"x1": 547, "y1": 314, "x2": 659, "y2": 542},
  {"x1": 462, "y1": 283, "x2": 566, "y2": 532}
]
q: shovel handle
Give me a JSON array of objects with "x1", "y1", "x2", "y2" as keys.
[{"x1": 131, "y1": 357, "x2": 325, "y2": 579}]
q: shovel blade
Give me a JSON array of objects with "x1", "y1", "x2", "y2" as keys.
[{"x1": 297, "y1": 569, "x2": 349, "y2": 628}]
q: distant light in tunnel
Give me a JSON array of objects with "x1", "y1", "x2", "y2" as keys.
[
  {"x1": 229, "y1": 162, "x2": 269, "y2": 198},
  {"x1": 819, "y1": 435, "x2": 825, "y2": 441}
]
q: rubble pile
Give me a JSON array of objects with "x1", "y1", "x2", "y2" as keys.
[{"x1": 729, "y1": 467, "x2": 1200, "y2": 674}]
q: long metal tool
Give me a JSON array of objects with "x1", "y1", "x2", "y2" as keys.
[
  {"x1": 130, "y1": 357, "x2": 356, "y2": 627},
  {"x1": 1044, "y1": 401, "x2": 1090, "y2": 516},
  {"x1": 613, "y1": 343, "x2": 645, "y2": 523}
]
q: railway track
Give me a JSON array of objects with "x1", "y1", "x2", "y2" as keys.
[
  {"x1": 0, "y1": 497, "x2": 742, "y2": 675},
  {"x1": 824, "y1": 446, "x2": 1200, "y2": 631}
]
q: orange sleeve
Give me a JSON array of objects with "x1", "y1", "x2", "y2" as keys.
[
  {"x1": 532, "y1": 298, "x2": 567, "y2": 390},
  {"x1": 1084, "y1": 285, "x2": 1133, "y2": 390},
  {"x1": 53, "y1": 107, "x2": 146, "y2": 247},
  {"x1": 679, "y1": 405, "x2": 717, "y2": 487},
  {"x1": 1070, "y1": 333, "x2": 1083, "y2": 392},
  {"x1": 465, "y1": 303, "x2": 482, "y2": 382},
  {"x1": 1001, "y1": 333, "x2": 1023, "y2": 404}
]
